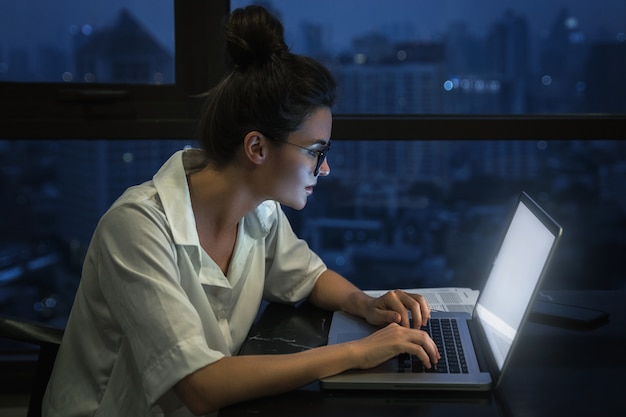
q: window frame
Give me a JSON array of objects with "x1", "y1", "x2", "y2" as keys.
[
  {"x1": 0, "y1": 0, "x2": 228, "y2": 139},
  {"x1": 0, "y1": 0, "x2": 625, "y2": 141}
]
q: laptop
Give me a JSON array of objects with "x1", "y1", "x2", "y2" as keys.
[{"x1": 321, "y1": 191, "x2": 562, "y2": 391}]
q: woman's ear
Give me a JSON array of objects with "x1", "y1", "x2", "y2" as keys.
[{"x1": 243, "y1": 131, "x2": 266, "y2": 166}]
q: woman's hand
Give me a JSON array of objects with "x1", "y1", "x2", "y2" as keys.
[
  {"x1": 364, "y1": 289, "x2": 432, "y2": 328},
  {"x1": 349, "y1": 322, "x2": 441, "y2": 370},
  {"x1": 307, "y1": 273, "x2": 438, "y2": 368}
]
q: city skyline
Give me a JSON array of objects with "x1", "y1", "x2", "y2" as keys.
[
  {"x1": 1, "y1": 137, "x2": 624, "y2": 335},
  {"x1": 2, "y1": 1, "x2": 624, "y2": 114},
  {"x1": 2, "y1": 0, "x2": 625, "y2": 65},
  {"x1": 241, "y1": 0, "x2": 626, "y2": 52}
]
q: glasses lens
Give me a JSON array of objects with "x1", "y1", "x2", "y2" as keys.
[
  {"x1": 314, "y1": 143, "x2": 330, "y2": 176},
  {"x1": 314, "y1": 156, "x2": 322, "y2": 176}
]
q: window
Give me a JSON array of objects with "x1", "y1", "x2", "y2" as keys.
[
  {"x1": 0, "y1": 140, "x2": 193, "y2": 331},
  {"x1": 1, "y1": 138, "x2": 624, "y2": 345},
  {"x1": 285, "y1": 139, "x2": 626, "y2": 291},
  {"x1": 233, "y1": 0, "x2": 626, "y2": 114},
  {"x1": 0, "y1": 0, "x2": 227, "y2": 139},
  {"x1": 0, "y1": 1, "x2": 625, "y2": 360},
  {"x1": 1, "y1": 2, "x2": 175, "y2": 84}
]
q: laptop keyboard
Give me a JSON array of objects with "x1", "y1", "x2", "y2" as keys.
[{"x1": 397, "y1": 318, "x2": 468, "y2": 374}]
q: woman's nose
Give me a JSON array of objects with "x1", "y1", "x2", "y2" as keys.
[{"x1": 318, "y1": 158, "x2": 330, "y2": 176}]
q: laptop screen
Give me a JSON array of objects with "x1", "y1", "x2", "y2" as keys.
[{"x1": 475, "y1": 195, "x2": 560, "y2": 371}]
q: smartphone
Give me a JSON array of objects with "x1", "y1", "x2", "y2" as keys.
[{"x1": 530, "y1": 299, "x2": 610, "y2": 330}]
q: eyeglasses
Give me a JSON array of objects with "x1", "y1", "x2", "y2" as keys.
[{"x1": 262, "y1": 133, "x2": 331, "y2": 176}]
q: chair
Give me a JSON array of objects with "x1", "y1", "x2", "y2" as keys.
[{"x1": 0, "y1": 316, "x2": 64, "y2": 417}]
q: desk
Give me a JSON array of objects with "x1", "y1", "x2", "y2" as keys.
[{"x1": 220, "y1": 290, "x2": 626, "y2": 417}]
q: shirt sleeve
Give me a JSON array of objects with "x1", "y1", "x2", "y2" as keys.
[
  {"x1": 93, "y1": 201, "x2": 223, "y2": 406},
  {"x1": 262, "y1": 203, "x2": 327, "y2": 303}
]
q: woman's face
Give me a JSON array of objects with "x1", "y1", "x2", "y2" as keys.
[{"x1": 268, "y1": 107, "x2": 333, "y2": 210}]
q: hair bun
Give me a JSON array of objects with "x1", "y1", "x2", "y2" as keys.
[{"x1": 226, "y1": 6, "x2": 288, "y2": 68}]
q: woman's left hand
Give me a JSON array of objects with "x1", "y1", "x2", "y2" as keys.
[{"x1": 364, "y1": 290, "x2": 431, "y2": 329}]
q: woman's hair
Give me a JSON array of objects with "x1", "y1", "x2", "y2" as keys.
[{"x1": 197, "y1": 5, "x2": 336, "y2": 168}]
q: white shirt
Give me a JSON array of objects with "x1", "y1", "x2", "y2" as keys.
[{"x1": 43, "y1": 149, "x2": 326, "y2": 417}]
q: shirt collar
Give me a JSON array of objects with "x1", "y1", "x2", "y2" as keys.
[
  {"x1": 153, "y1": 149, "x2": 273, "y2": 247},
  {"x1": 152, "y1": 149, "x2": 202, "y2": 247}
]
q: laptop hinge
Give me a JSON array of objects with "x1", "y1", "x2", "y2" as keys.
[{"x1": 467, "y1": 318, "x2": 491, "y2": 374}]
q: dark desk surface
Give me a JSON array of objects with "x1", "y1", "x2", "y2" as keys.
[{"x1": 220, "y1": 290, "x2": 626, "y2": 417}]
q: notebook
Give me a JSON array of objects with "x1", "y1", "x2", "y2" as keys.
[{"x1": 321, "y1": 191, "x2": 562, "y2": 391}]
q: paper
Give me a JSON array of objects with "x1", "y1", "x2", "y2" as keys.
[{"x1": 364, "y1": 287, "x2": 479, "y2": 314}]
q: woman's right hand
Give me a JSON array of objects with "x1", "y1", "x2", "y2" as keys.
[{"x1": 349, "y1": 323, "x2": 441, "y2": 370}]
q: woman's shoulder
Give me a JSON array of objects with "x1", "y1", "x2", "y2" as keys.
[{"x1": 97, "y1": 182, "x2": 168, "y2": 232}]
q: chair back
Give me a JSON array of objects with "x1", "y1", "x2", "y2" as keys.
[{"x1": 0, "y1": 316, "x2": 64, "y2": 417}]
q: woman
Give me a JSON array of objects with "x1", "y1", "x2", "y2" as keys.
[{"x1": 43, "y1": 6, "x2": 439, "y2": 416}]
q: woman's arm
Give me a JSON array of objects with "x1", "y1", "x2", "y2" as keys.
[
  {"x1": 174, "y1": 342, "x2": 355, "y2": 414},
  {"x1": 174, "y1": 317, "x2": 438, "y2": 415},
  {"x1": 308, "y1": 269, "x2": 432, "y2": 328},
  {"x1": 307, "y1": 269, "x2": 371, "y2": 316},
  {"x1": 174, "y1": 269, "x2": 439, "y2": 415},
  {"x1": 174, "y1": 270, "x2": 439, "y2": 414}
]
